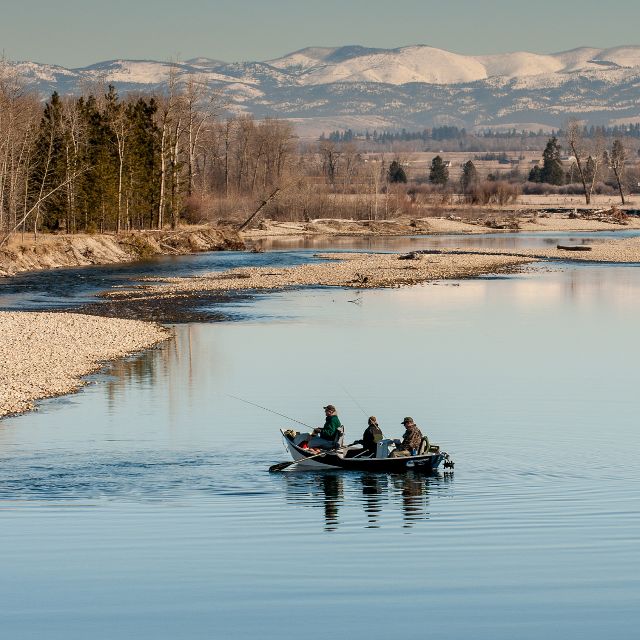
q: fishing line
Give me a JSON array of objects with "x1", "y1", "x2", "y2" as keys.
[
  {"x1": 226, "y1": 394, "x2": 314, "y2": 430},
  {"x1": 341, "y1": 384, "x2": 368, "y2": 417}
]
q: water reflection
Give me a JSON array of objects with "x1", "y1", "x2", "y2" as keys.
[{"x1": 282, "y1": 471, "x2": 452, "y2": 530}]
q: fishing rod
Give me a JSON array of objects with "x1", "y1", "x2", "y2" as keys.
[{"x1": 226, "y1": 394, "x2": 314, "y2": 430}]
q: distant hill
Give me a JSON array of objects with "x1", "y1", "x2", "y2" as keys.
[{"x1": 7, "y1": 44, "x2": 640, "y2": 134}]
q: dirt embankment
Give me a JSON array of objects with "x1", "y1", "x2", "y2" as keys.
[{"x1": 0, "y1": 227, "x2": 245, "y2": 277}]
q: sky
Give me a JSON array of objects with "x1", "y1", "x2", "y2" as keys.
[{"x1": 1, "y1": 0, "x2": 639, "y2": 67}]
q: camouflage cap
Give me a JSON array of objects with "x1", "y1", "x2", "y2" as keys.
[
  {"x1": 323, "y1": 404, "x2": 336, "y2": 412},
  {"x1": 401, "y1": 417, "x2": 414, "y2": 424}
]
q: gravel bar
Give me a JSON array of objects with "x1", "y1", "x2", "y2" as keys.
[
  {"x1": 419, "y1": 235, "x2": 640, "y2": 263},
  {"x1": 0, "y1": 312, "x2": 170, "y2": 418},
  {"x1": 104, "y1": 252, "x2": 535, "y2": 300}
]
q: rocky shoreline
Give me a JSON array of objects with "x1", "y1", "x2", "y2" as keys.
[
  {"x1": 0, "y1": 312, "x2": 170, "y2": 418},
  {"x1": 103, "y1": 252, "x2": 535, "y2": 299}
]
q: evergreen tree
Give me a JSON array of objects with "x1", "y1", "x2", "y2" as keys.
[
  {"x1": 540, "y1": 136, "x2": 564, "y2": 185},
  {"x1": 460, "y1": 160, "x2": 478, "y2": 193},
  {"x1": 31, "y1": 92, "x2": 67, "y2": 231},
  {"x1": 77, "y1": 94, "x2": 118, "y2": 232},
  {"x1": 528, "y1": 165, "x2": 542, "y2": 182},
  {"x1": 387, "y1": 159, "x2": 407, "y2": 183},
  {"x1": 429, "y1": 155, "x2": 449, "y2": 185},
  {"x1": 125, "y1": 98, "x2": 160, "y2": 229},
  {"x1": 584, "y1": 156, "x2": 597, "y2": 185}
]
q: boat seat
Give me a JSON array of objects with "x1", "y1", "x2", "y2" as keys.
[{"x1": 418, "y1": 436, "x2": 430, "y2": 455}]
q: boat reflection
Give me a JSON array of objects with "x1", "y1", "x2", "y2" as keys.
[{"x1": 282, "y1": 471, "x2": 453, "y2": 531}]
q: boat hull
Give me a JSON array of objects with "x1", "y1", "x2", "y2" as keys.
[{"x1": 283, "y1": 435, "x2": 445, "y2": 473}]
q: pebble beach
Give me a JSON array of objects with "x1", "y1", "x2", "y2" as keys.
[
  {"x1": 104, "y1": 252, "x2": 536, "y2": 299},
  {"x1": 0, "y1": 312, "x2": 170, "y2": 418}
]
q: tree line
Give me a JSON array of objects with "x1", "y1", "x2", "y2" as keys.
[
  {"x1": 321, "y1": 123, "x2": 640, "y2": 145},
  {"x1": 528, "y1": 132, "x2": 628, "y2": 204},
  {"x1": 0, "y1": 63, "x2": 295, "y2": 242}
]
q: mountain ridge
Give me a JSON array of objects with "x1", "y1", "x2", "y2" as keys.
[{"x1": 5, "y1": 44, "x2": 640, "y2": 133}]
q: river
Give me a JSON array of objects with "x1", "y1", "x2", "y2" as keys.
[{"x1": 1, "y1": 233, "x2": 639, "y2": 639}]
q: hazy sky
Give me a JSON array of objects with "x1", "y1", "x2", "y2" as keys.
[{"x1": 2, "y1": 0, "x2": 639, "y2": 67}]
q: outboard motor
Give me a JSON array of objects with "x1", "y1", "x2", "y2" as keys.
[{"x1": 443, "y1": 453, "x2": 455, "y2": 470}]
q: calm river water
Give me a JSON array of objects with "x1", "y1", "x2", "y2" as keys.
[{"x1": 1, "y1": 234, "x2": 639, "y2": 639}]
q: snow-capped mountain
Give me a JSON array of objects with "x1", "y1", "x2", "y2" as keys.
[{"x1": 6, "y1": 45, "x2": 640, "y2": 133}]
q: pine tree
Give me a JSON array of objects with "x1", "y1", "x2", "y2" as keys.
[
  {"x1": 78, "y1": 92, "x2": 121, "y2": 232},
  {"x1": 460, "y1": 160, "x2": 478, "y2": 193},
  {"x1": 528, "y1": 165, "x2": 542, "y2": 182},
  {"x1": 125, "y1": 98, "x2": 160, "y2": 229},
  {"x1": 540, "y1": 137, "x2": 564, "y2": 185},
  {"x1": 388, "y1": 159, "x2": 407, "y2": 183},
  {"x1": 429, "y1": 155, "x2": 449, "y2": 185},
  {"x1": 30, "y1": 92, "x2": 67, "y2": 232}
]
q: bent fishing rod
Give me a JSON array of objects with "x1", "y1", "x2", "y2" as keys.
[{"x1": 226, "y1": 394, "x2": 314, "y2": 430}]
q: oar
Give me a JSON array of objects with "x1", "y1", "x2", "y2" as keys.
[{"x1": 269, "y1": 449, "x2": 337, "y2": 473}]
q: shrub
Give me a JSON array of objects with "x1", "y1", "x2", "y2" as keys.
[{"x1": 467, "y1": 180, "x2": 520, "y2": 205}]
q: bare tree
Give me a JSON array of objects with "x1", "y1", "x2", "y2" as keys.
[
  {"x1": 182, "y1": 75, "x2": 222, "y2": 197},
  {"x1": 0, "y1": 59, "x2": 40, "y2": 237},
  {"x1": 566, "y1": 120, "x2": 592, "y2": 205},
  {"x1": 319, "y1": 140, "x2": 341, "y2": 188},
  {"x1": 609, "y1": 139, "x2": 627, "y2": 205}
]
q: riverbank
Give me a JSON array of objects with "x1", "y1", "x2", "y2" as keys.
[
  {"x1": 0, "y1": 227, "x2": 244, "y2": 277},
  {"x1": 1, "y1": 216, "x2": 636, "y2": 278},
  {"x1": 0, "y1": 312, "x2": 170, "y2": 418},
  {"x1": 244, "y1": 213, "x2": 640, "y2": 239}
]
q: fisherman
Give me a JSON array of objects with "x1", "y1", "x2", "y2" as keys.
[
  {"x1": 307, "y1": 404, "x2": 342, "y2": 450},
  {"x1": 356, "y1": 416, "x2": 384, "y2": 457},
  {"x1": 390, "y1": 417, "x2": 423, "y2": 458}
]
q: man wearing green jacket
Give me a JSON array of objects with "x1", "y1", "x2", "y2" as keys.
[{"x1": 308, "y1": 404, "x2": 342, "y2": 449}]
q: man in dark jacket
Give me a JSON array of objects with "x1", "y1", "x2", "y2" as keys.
[
  {"x1": 356, "y1": 416, "x2": 384, "y2": 456},
  {"x1": 308, "y1": 405, "x2": 342, "y2": 449},
  {"x1": 390, "y1": 417, "x2": 423, "y2": 457}
]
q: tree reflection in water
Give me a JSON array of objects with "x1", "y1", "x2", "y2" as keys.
[{"x1": 282, "y1": 471, "x2": 453, "y2": 531}]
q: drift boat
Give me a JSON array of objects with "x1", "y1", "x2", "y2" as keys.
[{"x1": 278, "y1": 429, "x2": 453, "y2": 473}]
